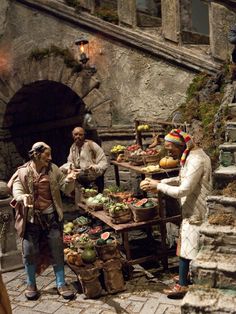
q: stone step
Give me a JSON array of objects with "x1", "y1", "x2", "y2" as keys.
[
  {"x1": 227, "y1": 103, "x2": 236, "y2": 119},
  {"x1": 191, "y1": 249, "x2": 236, "y2": 289},
  {"x1": 219, "y1": 142, "x2": 236, "y2": 151},
  {"x1": 206, "y1": 195, "x2": 236, "y2": 217},
  {"x1": 214, "y1": 165, "x2": 236, "y2": 180},
  {"x1": 200, "y1": 222, "x2": 236, "y2": 255},
  {"x1": 182, "y1": 286, "x2": 236, "y2": 314},
  {"x1": 225, "y1": 121, "x2": 236, "y2": 142}
]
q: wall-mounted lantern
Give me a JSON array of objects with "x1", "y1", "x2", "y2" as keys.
[
  {"x1": 75, "y1": 37, "x2": 90, "y2": 64},
  {"x1": 75, "y1": 37, "x2": 96, "y2": 73}
]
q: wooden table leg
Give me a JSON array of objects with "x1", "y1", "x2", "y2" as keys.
[
  {"x1": 159, "y1": 222, "x2": 168, "y2": 270},
  {"x1": 121, "y1": 232, "x2": 133, "y2": 279},
  {"x1": 113, "y1": 164, "x2": 120, "y2": 187}
]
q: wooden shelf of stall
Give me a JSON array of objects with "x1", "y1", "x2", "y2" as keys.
[{"x1": 78, "y1": 201, "x2": 181, "y2": 273}]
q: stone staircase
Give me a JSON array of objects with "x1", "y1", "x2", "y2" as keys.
[{"x1": 181, "y1": 103, "x2": 236, "y2": 313}]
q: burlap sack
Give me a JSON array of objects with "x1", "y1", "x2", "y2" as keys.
[
  {"x1": 77, "y1": 265, "x2": 103, "y2": 299},
  {"x1": 103, "y1": 258, "x2": 125, "y2": 294},
  {"x1": 110, "y1": 209, "x2": 132, "y2": 224},
  {"x1": 95, "y1": 242, "x2": 120, "y2": 261}
]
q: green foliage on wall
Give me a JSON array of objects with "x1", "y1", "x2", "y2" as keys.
[
  {"x1": 28, "y1": 45, "x2": 82, "y2": 73},
  {"x1": 178, "y1": 68, "x2": 230, "y2": 168}
]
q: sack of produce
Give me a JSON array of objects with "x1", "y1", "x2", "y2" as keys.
[
  {"x1": 86, "y1": 194, "x2": 109, "y2": 211},
  {"x1": 77, "y1": 265, "x2": 103, "y2": 299},
  {"x1": 95, "y1": 232, "x2": 120, "y2": 261},
  {"x1": 103, "y1": 258, "x2": 125, "y2": 294},
  {"x1": 129, "y1": 198, "x2": 159, "y2": 222},
  {"x1": 108, "y1": 203, "x2": 132, "y2": 224},
  {"x1": 81, "y1": 187, "x2": 98, "y2": 198}
]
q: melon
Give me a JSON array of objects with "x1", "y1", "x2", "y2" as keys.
[
  {"x1": 144, "y1": 201, "x2": 154, "y2": 208},
  {"x1": 106, "y1": 239, "x2": 114, "y2": 244},
  {"x1": 101, "y1": 231, "x2": 110, "y2": 241},
  {"x1": 134, "y1": 198, "x2": 148, "y2": 207},
  {"x1": 81, "y1": 248, "x2": 97, "y2": 263},
  {"x1": 96, "y1": 238, "x2": 106, "y2": 246}
]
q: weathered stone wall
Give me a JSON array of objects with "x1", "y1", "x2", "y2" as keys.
[
  {"x1": 1, "y1": 1, "x2": 194, "y2": 124},
  {"x1": 0, "y1": 1, "x2": 194, "y2": 181}
]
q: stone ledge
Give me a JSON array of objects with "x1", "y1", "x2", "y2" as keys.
[
  {"x1": 191, "y1": 250, "x2": 236, "y2": 289},
  {"x1": 219, "y1": 143, "x2": 236, "y2": 151},
  {"x1": 200, "y1": 222, "x2": 236, "y2": 254},
  {"x1": 214, "y1": 165, "x2": 236, "y2": 178},
  {"x1": 207, "y1": 194, "x2": 236, "y2": 206},
  {"x1": 15, "y1": 0, "x2": 222, "y2": 74},
  {"x1": 200, "y1": 222, "x2": 236, "y2": 236},
  {"x1": 182, "y1": 287, "x2": 236, "y2": 314}
]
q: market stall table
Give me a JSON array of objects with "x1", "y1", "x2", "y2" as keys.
[
  {"x1": 110, "y1": 160, "x2": 179, "y2": 186},
  {"x1": 78, "y1": 202, "x2": 180, "y2": 275}
]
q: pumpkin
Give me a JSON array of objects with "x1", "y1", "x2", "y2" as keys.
[{"x1": 159, "y1": 156, "x2": 179, "y2": 169}]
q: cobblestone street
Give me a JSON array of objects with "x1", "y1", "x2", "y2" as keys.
[{"x1": 3, "y1": 258, "x2": 182, "y2": 314}]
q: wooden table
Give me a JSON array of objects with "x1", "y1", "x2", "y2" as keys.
[
  {"x1": 108, "y1": 160, "x2": 181, "y2": 270},
  {"x1": 78, "y1": 202, "x2": 181, "y2": 273},
  {"x1": 110, "y1": 160, "x2": 179, "y2": 186}
]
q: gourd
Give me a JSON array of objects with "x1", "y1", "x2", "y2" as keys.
[
  {"x1": 159, "y1": 156, "x2": 179, "y2": 169},
  {"x1": 81, "y1": 247, "x2": 97, "y2": 263}
]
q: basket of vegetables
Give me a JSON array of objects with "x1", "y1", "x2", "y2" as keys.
[
  {"x1": 129, "y1": 198, "x2": 159, "y2": 222},
  {"x1": 81, "y1": 187, "x2": 98, "y2": 198},
  {"x1": 95, "y1": 232, "x2": 120, "y2": 261},
  {"x1": 108, "y1": 202, "x2": 132, "y2": 224},
  {"x1": 110, "y1": 145, "x2": 126, "y2": 160},
  {"x1": 86, "y1": 193, "x2": 109, "y2": 211},
  {"x1": 142, "y1": 149, "x2": 160, "y2": 165}
]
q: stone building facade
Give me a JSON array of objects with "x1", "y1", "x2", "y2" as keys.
[{"x1": 0, "y1": 0, "x2": 235, "y2": 185}]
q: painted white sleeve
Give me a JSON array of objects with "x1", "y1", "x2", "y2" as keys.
[{"x1": 157, "y1": 158, "x2": 204, "y2": 199}]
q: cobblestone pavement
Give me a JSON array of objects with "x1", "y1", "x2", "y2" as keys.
[{"x1": 3, "y1": 258, "x2": 182, "y2": 314}]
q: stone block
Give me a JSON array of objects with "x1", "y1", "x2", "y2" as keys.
[
  {"x1": 0, "y1": 197, "x2": 23, "y2": 272},
  {"x1": 71, "y1": 73, "x2": 100, "y2": 98},
  {"x1": 118, "y1": 0, "x2": 136, "y2": 27},
  {"x1": 200, "y1": 222, "x2": 236, "y2": 254},
  {"x1": 226, "y1": 122, "x2": 236, "y2": 142},
  {"x1": 83, "y1": 88, "x2": 105, "y2": 111},
  {"x1": 206, "y1": 195, "x2": 236, "y2": 217},
  {"x1": 209, "y1": 2, "x2": 236, "y2": 61},
  {"x1": 182, "y1": 287, "x2": 236, "y2": 314},
  {"x1": 191, "y1": 249, "x2": 236, "y2": 289},
  {"x1": 228, "y1": 103, "x2": 236, "y2": 119},
  {"x1": 92, "y1": 100, "x2": 112, "y2": 127},
  {"x1": 36, "y1": 57, "x2": 50, "y2": 81}
]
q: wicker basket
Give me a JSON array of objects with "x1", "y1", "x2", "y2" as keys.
[
  {"x1": 82, "y1": 189, "x2": 98, "y2": 198},
  {"x1": 109, "y1": 208, "x2": 132, "y2": 224},
  {"x1": 129, "y1": 203, "x2": 159, "y2": 222},
  {"x1": 142, "y1": 154, "x2": 160, "y2": 165},
  {"x1": 109, "y1": 191, "x2": 133, "y2": 202},
  {"x1": 87, "y1": 203, "x2": 103, "y2": 211},
  {"x1": 128, "y1": 155, "x2": 144, "y2": 166}
]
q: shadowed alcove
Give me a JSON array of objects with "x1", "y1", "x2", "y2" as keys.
[{"x1": 4, "y1": 80, "x2": 86, "y2": 171}]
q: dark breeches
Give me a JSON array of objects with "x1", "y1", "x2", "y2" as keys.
[{"x1": 23, "y1": 213, "x2": 64, "y2": 268}]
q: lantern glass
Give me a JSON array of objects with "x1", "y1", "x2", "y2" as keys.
[{"x1": 75, "y1": 38, "x2": 89, "y2": 64}]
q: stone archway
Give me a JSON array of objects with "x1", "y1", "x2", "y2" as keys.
[{"x1": 0, "y1": 53, "x2": 112, "y2": 179}]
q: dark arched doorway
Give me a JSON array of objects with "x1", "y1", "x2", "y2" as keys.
[{"x1": 4, "y1": 80, "x2": 86, "y2": 171}]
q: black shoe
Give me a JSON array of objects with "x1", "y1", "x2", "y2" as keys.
[
  {"x1": 57, "y1": 284, "x2": 75, "y2": 300},
  {"x1": 25, "y1": 284, "x2": 39, "y2": 300}
]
